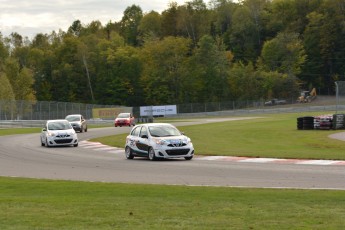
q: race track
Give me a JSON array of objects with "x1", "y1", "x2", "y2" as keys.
[{"x1": 0, "y1": 119, "x2": 345, "y2": 190}]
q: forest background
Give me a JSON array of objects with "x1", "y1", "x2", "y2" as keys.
[{"x1": 0, "y1": 0, "x2": 344, "y2": 107}]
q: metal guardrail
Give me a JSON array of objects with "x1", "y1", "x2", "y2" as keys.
[{"x1": 2, "y1": 104, "x2": 344, "y2": 128}]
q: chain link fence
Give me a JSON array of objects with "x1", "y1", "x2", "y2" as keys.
[
  {"x1": 0, "y1": 96, "x2": 342, "y2": 128},
  {"x1": 0, "y1": 100, "x2": 123, "y2": 121}
]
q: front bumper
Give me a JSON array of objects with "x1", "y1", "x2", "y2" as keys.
[
  {"x1": 115, "y1": 121, "x2": 130, "y2": 126},
  {"x1": 70, "y1": 123, "x2": 82, "y2": 131},
  {"x1": 153, "y1": 145, "x2": 194, "y2": 159},
  {"x1": 47, "y1": 135, "x2": 78, "y2": 146}
]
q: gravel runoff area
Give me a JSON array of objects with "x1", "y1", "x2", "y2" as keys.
[{"x1": 329, "y1": 132, "x2": 345, "y2": 141}]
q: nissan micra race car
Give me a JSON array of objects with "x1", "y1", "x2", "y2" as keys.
[
  {"x1": 40, "y1": 119, "x2": 78, "y2": 147},
  {"x1": 125, "y1": 123, "x2": 194, "y2": 161}
]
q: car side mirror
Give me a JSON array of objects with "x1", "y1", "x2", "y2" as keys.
[
  {"x1": 141, "y1": 134, "x2": 148, "y2": 139},
  {"x1": 42, "y1": 128, "x2": 47, "y2": 131}
]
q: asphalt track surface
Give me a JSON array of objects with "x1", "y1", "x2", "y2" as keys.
[{"x1": 0, "y1": 118, "x2": 345, "y2": 190}]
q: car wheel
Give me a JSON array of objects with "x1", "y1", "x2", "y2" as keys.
[
  {"x1": 125, "y1": 146, "x2": 134, "y2": 159},
  {"x1": 148, "y1": 147, "x2": 156, "y2": 161},
  {"x1": 41, "y1": 139, "x2": 45, "y2": 146},
  {"x1": 80, "y1": 127, "x2": 83, "y2": 133},
  {"x1": 73, "y1": 143, "x2": 78, "y2": 147},
  {"x1": 185, "y1": 156, "x2": 193, "y2": 160},
  {"x1": 46, "y1": 138, "x2": 50, "y2": 148},
  {"x1": 85, "y1": 126, "x2": 88, "y2": 132}
]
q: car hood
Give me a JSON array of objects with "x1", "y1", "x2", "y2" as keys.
[
  {"x1": 47, "y1": 129, "x2": 75, "y2": 135},
  {"x1": 69, "y1": 121, "x2": 81, "y2": 124},
  {"x1": 115, "y1": 118, "x2": 129, "y2": 121},
  {"x1": 152, "y1": 136, "x2": 190, "y2": 144}
]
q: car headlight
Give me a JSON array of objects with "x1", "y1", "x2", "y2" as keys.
[
  {"x1": 47, "y1": 132, "x2": 55, "y2": 137},
  {"x1": 155, "y1": 139, "x2": 168, "y2": 146}
]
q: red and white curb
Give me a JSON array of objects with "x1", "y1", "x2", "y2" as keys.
[
  {"x1": 197, "y1": 156, "x2": 345, "y2": 166},
  {"x1": 79, "y1": 141, "x2": 345, "y2": 166},
  {"x1": 79, "y1": 141, "x2": 124, "y2": 154}
]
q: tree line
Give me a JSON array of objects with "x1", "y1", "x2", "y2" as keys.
[{"x1": 0, "y1": 0, "x2": 344, "y2": 106}]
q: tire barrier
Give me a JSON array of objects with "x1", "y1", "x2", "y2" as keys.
[
  {"x1": 297, "y1": 114, "x2": 338, "y2": 130},
  {"x1": 136, "y1": 117, "x2": 154, "y2": 123},
  {"x1": 333, "y1": 114, "x2": 345, "y2": 130},
  {"x1": 319, "y1": 116, "x2": 333, "y2": 130},
  {"x1": 297, "y1": 117, "x2": 304, "y2": 130},
  {"x1": 302, "y1": 116, "x2": 314, "y2": 130}
]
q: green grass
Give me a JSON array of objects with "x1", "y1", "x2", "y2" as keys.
[
  {"x1": 1, "y1": 177, "x2": 345, "y2": 229},
  {"x1": 2, "y1": 114, "x2": 345, "y2": 229},
  {"x1": 0, "y1": 128, "x2": 41, "y2": 136},
  {"x1": 91, "y1": 113, "x2": 345, "y2": 160}
]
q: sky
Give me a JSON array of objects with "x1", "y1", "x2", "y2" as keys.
[{"x1": 0, "y1": 0, "x2": 189, "y2": 39}]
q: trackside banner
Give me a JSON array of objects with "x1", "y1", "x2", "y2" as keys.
[
  {"x1": 92, "y1": 107, "x2": 132, "y2": 119},
  {"x1": 140, "y1": 105, "x2": 177, "y2": 116}
]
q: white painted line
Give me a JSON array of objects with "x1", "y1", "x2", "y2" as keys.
[
  {"x1": 238, "y1": 158, "x2": 278, "y2": 163},
  {"x1": 82, "y1": 144, "x2": 109, "y2": 149},
  {"x1": 296, "y1": 160, "x2": 339, "y2": 165},
  {"x1": 198, "y1": 156, "x2": 230, "y2": 160}
]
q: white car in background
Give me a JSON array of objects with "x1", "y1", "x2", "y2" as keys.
[
  {"x1": 125, "y1": 123, "x2": 194, "y2": 161},
  {"x1": 40, "y1": 119, "x2": 78, "y2": 147}
]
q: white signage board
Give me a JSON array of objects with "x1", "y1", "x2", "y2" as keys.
[{"x1": 140, "y1": 105, "x2": 177, "y2": 116}]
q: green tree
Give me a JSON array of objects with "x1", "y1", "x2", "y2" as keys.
[
  {"x1": 176, "y1": 0, "x2": 210, "y2": 44},
  {"x1": 4, "y1": 58, "x2": 35, "y2": 101},
  {"x1": 0, "y1": 72, "x2": 15, "y2": 100},
  {"x1": 140, "y1": 36, "x2": 192, "y2": 104},
  {"x1": 138, "y1": 11, "x2": 162, "y2": 43},
  {"x1": 228, "y1": 62, "x2": 262, "y2": 100},
  {"x1": 190, "y1": 35, "x2": 231, "y2": 102},
  {"x1": 120, "y1": 5, "x2": 143, "y2": 46},
  {"x1": 258, "y1": 32, "x2": 306, "y2": 76},
  {"x1": 161, "y1": 2, "x2": 179, "y2": 37}
]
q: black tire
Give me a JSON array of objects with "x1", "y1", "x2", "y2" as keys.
[
  {"x1": 125, "y1": 146, "x2": 134, "y2": 159},
  {"x1": 46, "y1": 138, "x2": 50, "y2": 147},
  {"x1": 41, "y1": 140, "x2": 45, "y2": 146},
  {"x1": 73, "y1": 143, "x2": 78, "y2": 147},
  {"x1": 148, "y1": 147, "x2": 157, "y2": 161},
  {"x1": 85, "y1": 126, "x2": 88, "y2": 132},
  {"x1": 185, "y1": 156, "x2": 193, "y2": 160},
  {"x1": 80, "y1": 127, "x2": 83, "y2": 133}
]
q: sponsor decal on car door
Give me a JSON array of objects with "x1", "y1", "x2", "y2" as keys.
[{"x1": 135, "y1": 126, "x2": 149, "y2": 153}]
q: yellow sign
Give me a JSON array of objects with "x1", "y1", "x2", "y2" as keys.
[{"x1": 92, "y1": 107, "x2": 132, "y2": 119}]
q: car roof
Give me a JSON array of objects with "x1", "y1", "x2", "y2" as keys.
[
  {"x1": 66, "y1": 114, "x2": 82, "y2": 117},
  {"x1": 139, "y1": 123, "x2": 175, "y2": 127},
  {"x1": 46, "y1": 119, "x2": 69, "y2": 123}
]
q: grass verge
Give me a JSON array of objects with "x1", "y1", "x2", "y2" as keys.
[
  {"x1": 1, "y1": 177, "x2": 345, "y2": 229},
  {"x1": 90, "y1": 113, "x2": 345, "y2": 160},
  {"x1": 0, "y1": 128, "x2": 41, "y2": 136}
]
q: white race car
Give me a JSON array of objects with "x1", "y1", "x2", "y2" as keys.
[
  {"x1": 40, "y1": 119, "x2": 78, "y2": 147},
  {"x1": 125, "y1": 123, "x2": 194, "y2": 161}
]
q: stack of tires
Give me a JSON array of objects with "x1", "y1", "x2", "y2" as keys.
[
  {"x1": 313, "y1": 116, "x2": 321, "y2": 129},
  {"x1": 333, "y1": 114, "x2": 345, "y2": 130},
  {"x1": 302, "y1": 116, "x2": 314, "y2": 130},
  {"x1": 319, "y1": 115, "x2": 333, "y2": 130},
  {"x1": 297, "y1": 117, "x2": 304, "y2": 130}
]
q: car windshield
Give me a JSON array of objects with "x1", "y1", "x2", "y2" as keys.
[
  {"x1": 65, "y1": 116, "x2": 80, "y2": 122},
  {"x1": 148, "y1": 125, "x2": 181, "y2": 137},
  {"x1": 117, "y1": 113, "x2": 130, "y2": 118},
  {"x1": 48, "y1": 121, "x2": 72, "y2": 130}
]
